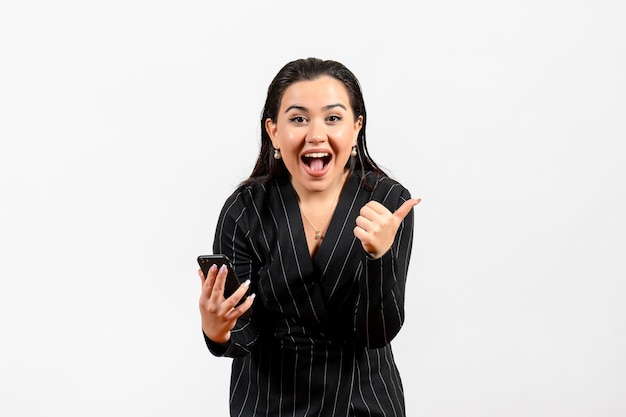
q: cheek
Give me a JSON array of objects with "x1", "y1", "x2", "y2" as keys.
[
  {"x1": 280, "y1": 127, "x2": 302, "y2": 145},
  {"x1": 334, "y1": 127, "x2": 356, "y2": 147}
]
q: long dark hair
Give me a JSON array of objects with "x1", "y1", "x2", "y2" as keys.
[{"x1": 241, "y1": 57, "x2": 388, "y2": 186}]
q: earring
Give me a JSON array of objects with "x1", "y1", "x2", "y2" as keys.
[
  {"x1": 351, "y1": 146, "x2": 357, "y2": 157},
  {"x1": 274, "y1": 148, "x2": 281, "y2": 159}
]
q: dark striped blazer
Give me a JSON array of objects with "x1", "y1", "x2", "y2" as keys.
[{"x1": 204, "y1": 170, "x2": 415, "y2": 417}]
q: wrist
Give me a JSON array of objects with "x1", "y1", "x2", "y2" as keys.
[{"x1": 202, "y1": 327, "x2": 231, "y2": 345}]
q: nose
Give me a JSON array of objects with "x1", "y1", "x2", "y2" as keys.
[{"x1": 306, "y1": 120, "x2": 327, "y2": 143}]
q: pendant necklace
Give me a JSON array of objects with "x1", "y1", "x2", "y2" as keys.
[{"x1": 299, "y1": 185, "x2": 343, "y2": 240}]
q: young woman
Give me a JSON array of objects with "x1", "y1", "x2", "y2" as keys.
[{"x1": 198, "y1": 57, "x2": 420, "y2": 416}]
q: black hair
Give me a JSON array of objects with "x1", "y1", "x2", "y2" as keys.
[{"x1": 241, "y1": 57, "x2": 387, "y2": 186}]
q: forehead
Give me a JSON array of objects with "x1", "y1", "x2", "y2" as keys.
[{"x1": 280, "y1": 76, "x2": 351, "y2": 109}]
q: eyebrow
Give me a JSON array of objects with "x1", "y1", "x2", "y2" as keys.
[{"x1": 284, "y1": 103, "x2": 347, "y2": 113}]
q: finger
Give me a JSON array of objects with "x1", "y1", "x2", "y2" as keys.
[
  {"x1": 228, "y1": 290, "x2": 256, "y2": 318},
  {"x1": 236, "y1": 293, "x2": 256, "y2": 317},
  {"x1": 393, "y1": 198, "x2": 421, "y2": 222},
  {"x1": 361, "y1": 201, "x2": 388, "y2": 216},
  {"x1": 223, "y1": 279, "x2": 252, "y2": 314},
  {"x1": 209, "y1": 264, "x2": 229, "y2": 302},
  {"x1": 358, "y1": 204, "x2": 386, "y2": 226},
  {"x1": 353, "y1": 225, "x2": 369, "y2": 243},
  {"x1": 355, "y1": 214, "x2": 374, "y2": 232},
  {"x1": 200, "y1": 264, "x2": 218, "y2": 298}
]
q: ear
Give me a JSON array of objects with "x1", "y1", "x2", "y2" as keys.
[
  {"x1": 265, "y1": 118, "x2": 279, "y2": 148},
  {"x1": 353, "y1": 115, "x2": 363, "y2": 143}
]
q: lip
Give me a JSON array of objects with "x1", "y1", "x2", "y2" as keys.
[{"x1": 300, "y1": 148, "x2": 333, "y2": 178}]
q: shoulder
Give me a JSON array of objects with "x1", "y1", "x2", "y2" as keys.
[
  {"x1": 359, "y1": 170, "x2": 411, "y2": 195},
  {"x1": 219, "y1": 183, "x2": 259, "y2": 211},
  {"x1": 219, "y1": 179, "x2": 284, "y2": 216},
  {"x1": 357, "y1": 170, "x2": 412, "y2": 209}
]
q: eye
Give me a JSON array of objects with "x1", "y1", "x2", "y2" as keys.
[
  {"x1": 327, "y1": 115, "x2": 342, "y2": 123},
  {"x1": 289, "y1": 116, "x2": 307, "y2": 124}
]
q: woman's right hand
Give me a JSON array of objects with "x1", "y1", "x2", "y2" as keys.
[{"x1": 198, "y1": 264, "x2": 255, "y2": 344}]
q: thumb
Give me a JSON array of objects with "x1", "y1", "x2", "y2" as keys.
[{"x1": 393, "y1": 198, "x2": 421, "y2": 221}]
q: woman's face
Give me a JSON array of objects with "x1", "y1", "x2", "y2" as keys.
[{"x1": 266, "y1": 76, "x2": 363, "y2": 196}]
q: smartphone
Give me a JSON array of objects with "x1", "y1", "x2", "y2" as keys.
[{"x1": 197, "y1": 254, "x2": 251, "y2": 316}]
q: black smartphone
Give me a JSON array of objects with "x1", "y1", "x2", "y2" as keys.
[{"x1": 197, "y1": 254, "x2": 251, "y2": 316}]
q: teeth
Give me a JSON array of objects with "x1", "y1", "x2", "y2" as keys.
[{"x1": 303, "y1": 152, "x2": 329, "y2": 158}]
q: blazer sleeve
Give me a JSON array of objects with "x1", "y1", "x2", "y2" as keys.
[
  {"x1": 354, "y1": 183, "x2": 415, "y2": 348},
  {"x1": 204, "y1": 188, "x2": 262, "y2": 358}
]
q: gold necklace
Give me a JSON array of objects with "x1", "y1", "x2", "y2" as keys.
[
  {"x1": 301, "y1": 210, "x2": 326, "y2": 240},
  {"x1": 299, "y1": 186, "x2": 343, "y2": 240}
]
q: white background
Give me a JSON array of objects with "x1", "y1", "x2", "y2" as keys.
[{"x1": 1, "y1": 1, "x2": 625, "y2": 416}]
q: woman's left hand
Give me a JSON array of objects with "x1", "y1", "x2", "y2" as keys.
[{"x1": 354, "y1": 198, "x2": 421, "y2": 259}]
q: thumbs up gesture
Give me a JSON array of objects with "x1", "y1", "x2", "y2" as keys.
[{"x1": 354, "y1": 198, "x2": 421, "y2": 259}]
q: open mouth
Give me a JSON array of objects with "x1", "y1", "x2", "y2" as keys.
[{"x1": 302, "y1": 152, "x2": 332, "y2": 172}]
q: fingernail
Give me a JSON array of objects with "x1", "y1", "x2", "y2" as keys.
[
  {"x1": 243, "y1": 279, "x2": 251, "y2": 287},
  {"x1": 249, "y1": 293, "x2": 256, "y2": 300},
  {"x1": 210, "y1": 264, "x2": 218, "y2": 272},
  {"x1": 219, "y1": 264, "x2": 228, "y2": 273}
]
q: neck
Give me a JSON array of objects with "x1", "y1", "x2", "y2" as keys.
[{"x1": 292, "y1": 171, "x2": 349, "y2": 205}]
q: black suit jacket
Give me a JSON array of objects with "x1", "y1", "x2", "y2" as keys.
[{"x1": 205, "y1": 170, "x2": 415, "y2": 417}]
